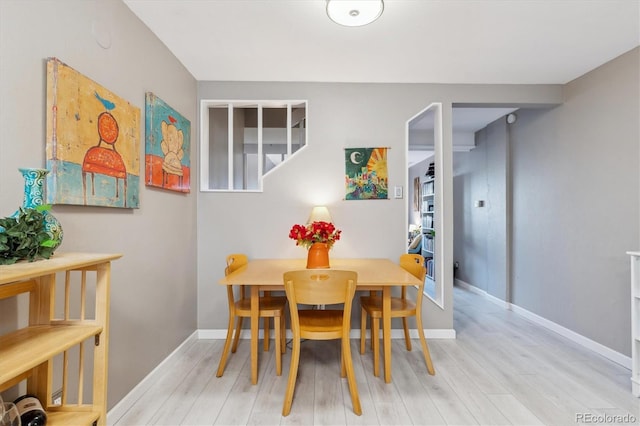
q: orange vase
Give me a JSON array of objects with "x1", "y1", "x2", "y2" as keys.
[{"x1": 306, "y1": 242, "x2": 330, "y2": 269}]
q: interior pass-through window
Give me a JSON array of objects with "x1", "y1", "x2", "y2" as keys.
[{"x1": 200, "y1": 100, "x2": 307, "y2": 191}]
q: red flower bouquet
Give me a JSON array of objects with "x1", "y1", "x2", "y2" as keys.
[{"x1": 288, "y1": 221, "x2": 342, "y2": 249}]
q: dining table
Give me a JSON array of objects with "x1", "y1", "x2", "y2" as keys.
[{"x1": 218, "y1": 257, "x2": 422, "y2": 384}]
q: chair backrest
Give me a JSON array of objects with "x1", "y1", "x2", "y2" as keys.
[
  {"x1": 284, "y1": 270, "x2": 357, "y2": 339},
  {"x1": 226, "y1": 254, "x2": 248, "y2": 276},
  {"x1": 399, "y1": 254, "x2": 426, "y2": 301},
  {"x1": 225, "y1": 254, "x2": 249, "y2": 302},
  {"x1": 283, "y1": 270, "x2": 357, "y2": 307}
]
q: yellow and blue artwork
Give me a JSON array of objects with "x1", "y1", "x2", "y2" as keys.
[
  {"x1": 144, "y1": 92, "x2": 191, "y2": 193},
  {"x1": 45, "y1": 58, "x2": 140, "y2": 208},
  {"x1": 344, "y1": 147, "x2": 388, "y2": 200}
]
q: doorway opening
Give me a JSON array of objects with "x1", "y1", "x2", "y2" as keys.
[{"x1": 406, "y1": 104, "x2": 519, "y2": 309}]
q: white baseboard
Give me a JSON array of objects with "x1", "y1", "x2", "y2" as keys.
[
  {"x1": 455, "y1": 279, "x2": 631, "y2": 369},
  {"x1": 410, "y1": 328, "x2": 456, "y2": 339},
  {"x1": 455, "y1": 278, "x2": 481, "y2": 293},
  {"x1": 106, "y1": 331, "x2": 199, "y2": 426},
  {"x1": 198, "y1": 328, "x2": 456, "y2": 340},
  {"x1": 198, "y1": 329, "x2": 233, "y2": 339},
  {"x1": 508, "y1": 303, "x2": 631, "y2": 369},
  {"x1": 455, "y1": 279, "x2": 510, "y2": 309}
]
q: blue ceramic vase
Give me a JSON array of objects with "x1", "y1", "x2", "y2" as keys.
[{"x1": 14, "y1": 168, "x2": 64, "y2": 249}]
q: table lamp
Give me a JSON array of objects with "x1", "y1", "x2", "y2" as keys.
[{"x1": 307, "y1": 206, "x2": 332, "y2": 224}]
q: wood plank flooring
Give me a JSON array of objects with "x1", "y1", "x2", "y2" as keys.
[{"x1": 110, "y1": 286, "x2": 639, "y2": 425}]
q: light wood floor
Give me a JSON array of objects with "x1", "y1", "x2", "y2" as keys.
[{"x1": 111, "y1": 286, "x2": 639, "y2": 425}]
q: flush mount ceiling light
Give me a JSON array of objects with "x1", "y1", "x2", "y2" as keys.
[{"x1": 326, "y1": 0, "x2": 384, "y2": 27}]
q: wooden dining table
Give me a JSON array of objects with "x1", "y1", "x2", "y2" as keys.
[{"x1": 218, "y1": 258, "x2": 421, "y2": 384}]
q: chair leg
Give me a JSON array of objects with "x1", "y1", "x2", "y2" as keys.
[
  {"x1": 264, "y1": 317, "x2": 271, "y2": 352},
  {"x1": 372, "y1": 316, "x2": 380, "y2": 377},
  {"x1": 280, "y1": 313, "x2": 286, "y2": 354},
  {"x1": 360, "y1": 308, "x2": 367, "y2": 354},
  {"x1": 232, "y1": 316, "x2": 243, "y2": 353},
  {"x1": 282, "y1": 335, "x2": 301, "y2": 416},
  {"x1": 275, "y1": 316, "x2": 282, "y2": 376},
  {"x1": 216, "y1": 314, "x2": 235, "y2": 377},
  {"x1": 402, "y1": 317, "x2": 412, "y2": 351},
  {"x1": 342, "y1": 336, "x2": 362, "y2": 416},
  {"x1": 416, "y1": 315, "x2": 435, "y2": 375},
  {"x1": 370, "y1": 313, "x2": 375, "y2": 351}
]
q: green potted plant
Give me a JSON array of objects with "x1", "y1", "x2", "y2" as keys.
[{"x1": 0, "y1": 205, "x2": 60, "y2": 265}]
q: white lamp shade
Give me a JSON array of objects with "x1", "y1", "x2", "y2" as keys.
[
  {"x1": 326, "y1": 0, "x2": 384, "y2": 27},
  {"x1": 307, "y1": 206, "x2": 333, "y2": 224}
]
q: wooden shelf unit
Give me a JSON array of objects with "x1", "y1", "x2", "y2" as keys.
[
  {"x1": 629, "y1": 251, "x2": 640, "y2": 397},
  {"x1": 0, "y1": 252, "x2": 121, "y2": 426}
]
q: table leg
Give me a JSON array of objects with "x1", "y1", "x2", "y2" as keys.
[
  {"x1": 251, "y1": 285, "x2": 259, "y2": 385},
  {"x1": 383, "y1": 286, "x2": 392, "y2": 383}
]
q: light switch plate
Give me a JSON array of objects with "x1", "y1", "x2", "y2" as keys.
[{"x1": 394, "y1": 186, "x2": 403, "y2": 199}]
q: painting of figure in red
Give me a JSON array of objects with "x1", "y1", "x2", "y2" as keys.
[
  {"x1": 82, "y1": 93, "x2": 130, "y2": 206},
  {"x1": 46, "y1": 57, "x2": 140, "y2": 208}
]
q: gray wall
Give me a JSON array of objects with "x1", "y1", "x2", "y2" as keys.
[
  {"x1": 197, "y1": 82, "x2": 562, "y2": 332},
  {"x1": 453, "y1": 47, "x2": 639, "y2": 356},
  {"x1": 511, "y1": 48, "x2": 639, "y2": 355},
  {"x1": 453, "y1": 118, "x2": 509, "y2": 299},
  {"x1": 0, "y1": 0, "x2": 198, "y2": 408}
]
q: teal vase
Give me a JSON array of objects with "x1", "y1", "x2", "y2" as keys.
[{"x1": 15, "y1": 168, "x2": 64, "y2": 250}]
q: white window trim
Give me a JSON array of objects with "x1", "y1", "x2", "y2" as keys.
[{"x1": 200, "y1": 99, "x2": 308, "y2": 192}]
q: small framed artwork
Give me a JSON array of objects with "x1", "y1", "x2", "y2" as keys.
[
  {"x1": 145, "y1": 92, "x2": 191, "y2": 193},
  {"x1": 344, "y1": 147, "x2": 389, "y2": 200}
]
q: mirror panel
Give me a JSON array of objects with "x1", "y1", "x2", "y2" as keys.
[{"x1": 407, "y1": 102, "x2": 443, "y2": 308}]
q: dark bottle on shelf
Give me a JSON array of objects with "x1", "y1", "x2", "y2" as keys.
[{"x1": 13, "y1": 394, "x2": 47, "y2": 426}]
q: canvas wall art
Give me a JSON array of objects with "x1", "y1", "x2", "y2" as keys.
[
  {"x1": 45, "y1": 58, "x2": 140, "y2": 208},
  {"x1": 344, "y1": 147, "x2": 388, "y2": 200},
  {"x1": 144, "y1": 92, "x2": 191, "y2": 193}
]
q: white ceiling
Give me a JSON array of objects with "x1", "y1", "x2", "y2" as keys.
[
  {"x1": 122, "y1": 0, "x2": 638, "y2": 164},
  {"x1": 123, "y1": 0, "x2": 639, "y2": 84}
]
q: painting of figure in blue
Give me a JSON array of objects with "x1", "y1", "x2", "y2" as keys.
[{"x1": 145, "y1": 92, "x2": 191, "y2": 193}]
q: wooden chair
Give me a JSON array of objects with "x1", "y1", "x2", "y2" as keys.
[
  {"x1": 216, "y1": 254, "x2": 287, "y2": 378},
  {"x1": 282, "y1": 270, "x2": 362, "y2": 417},
  {"x1": 359, "y1": 254, "x2": 435, "y2": 377}
]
